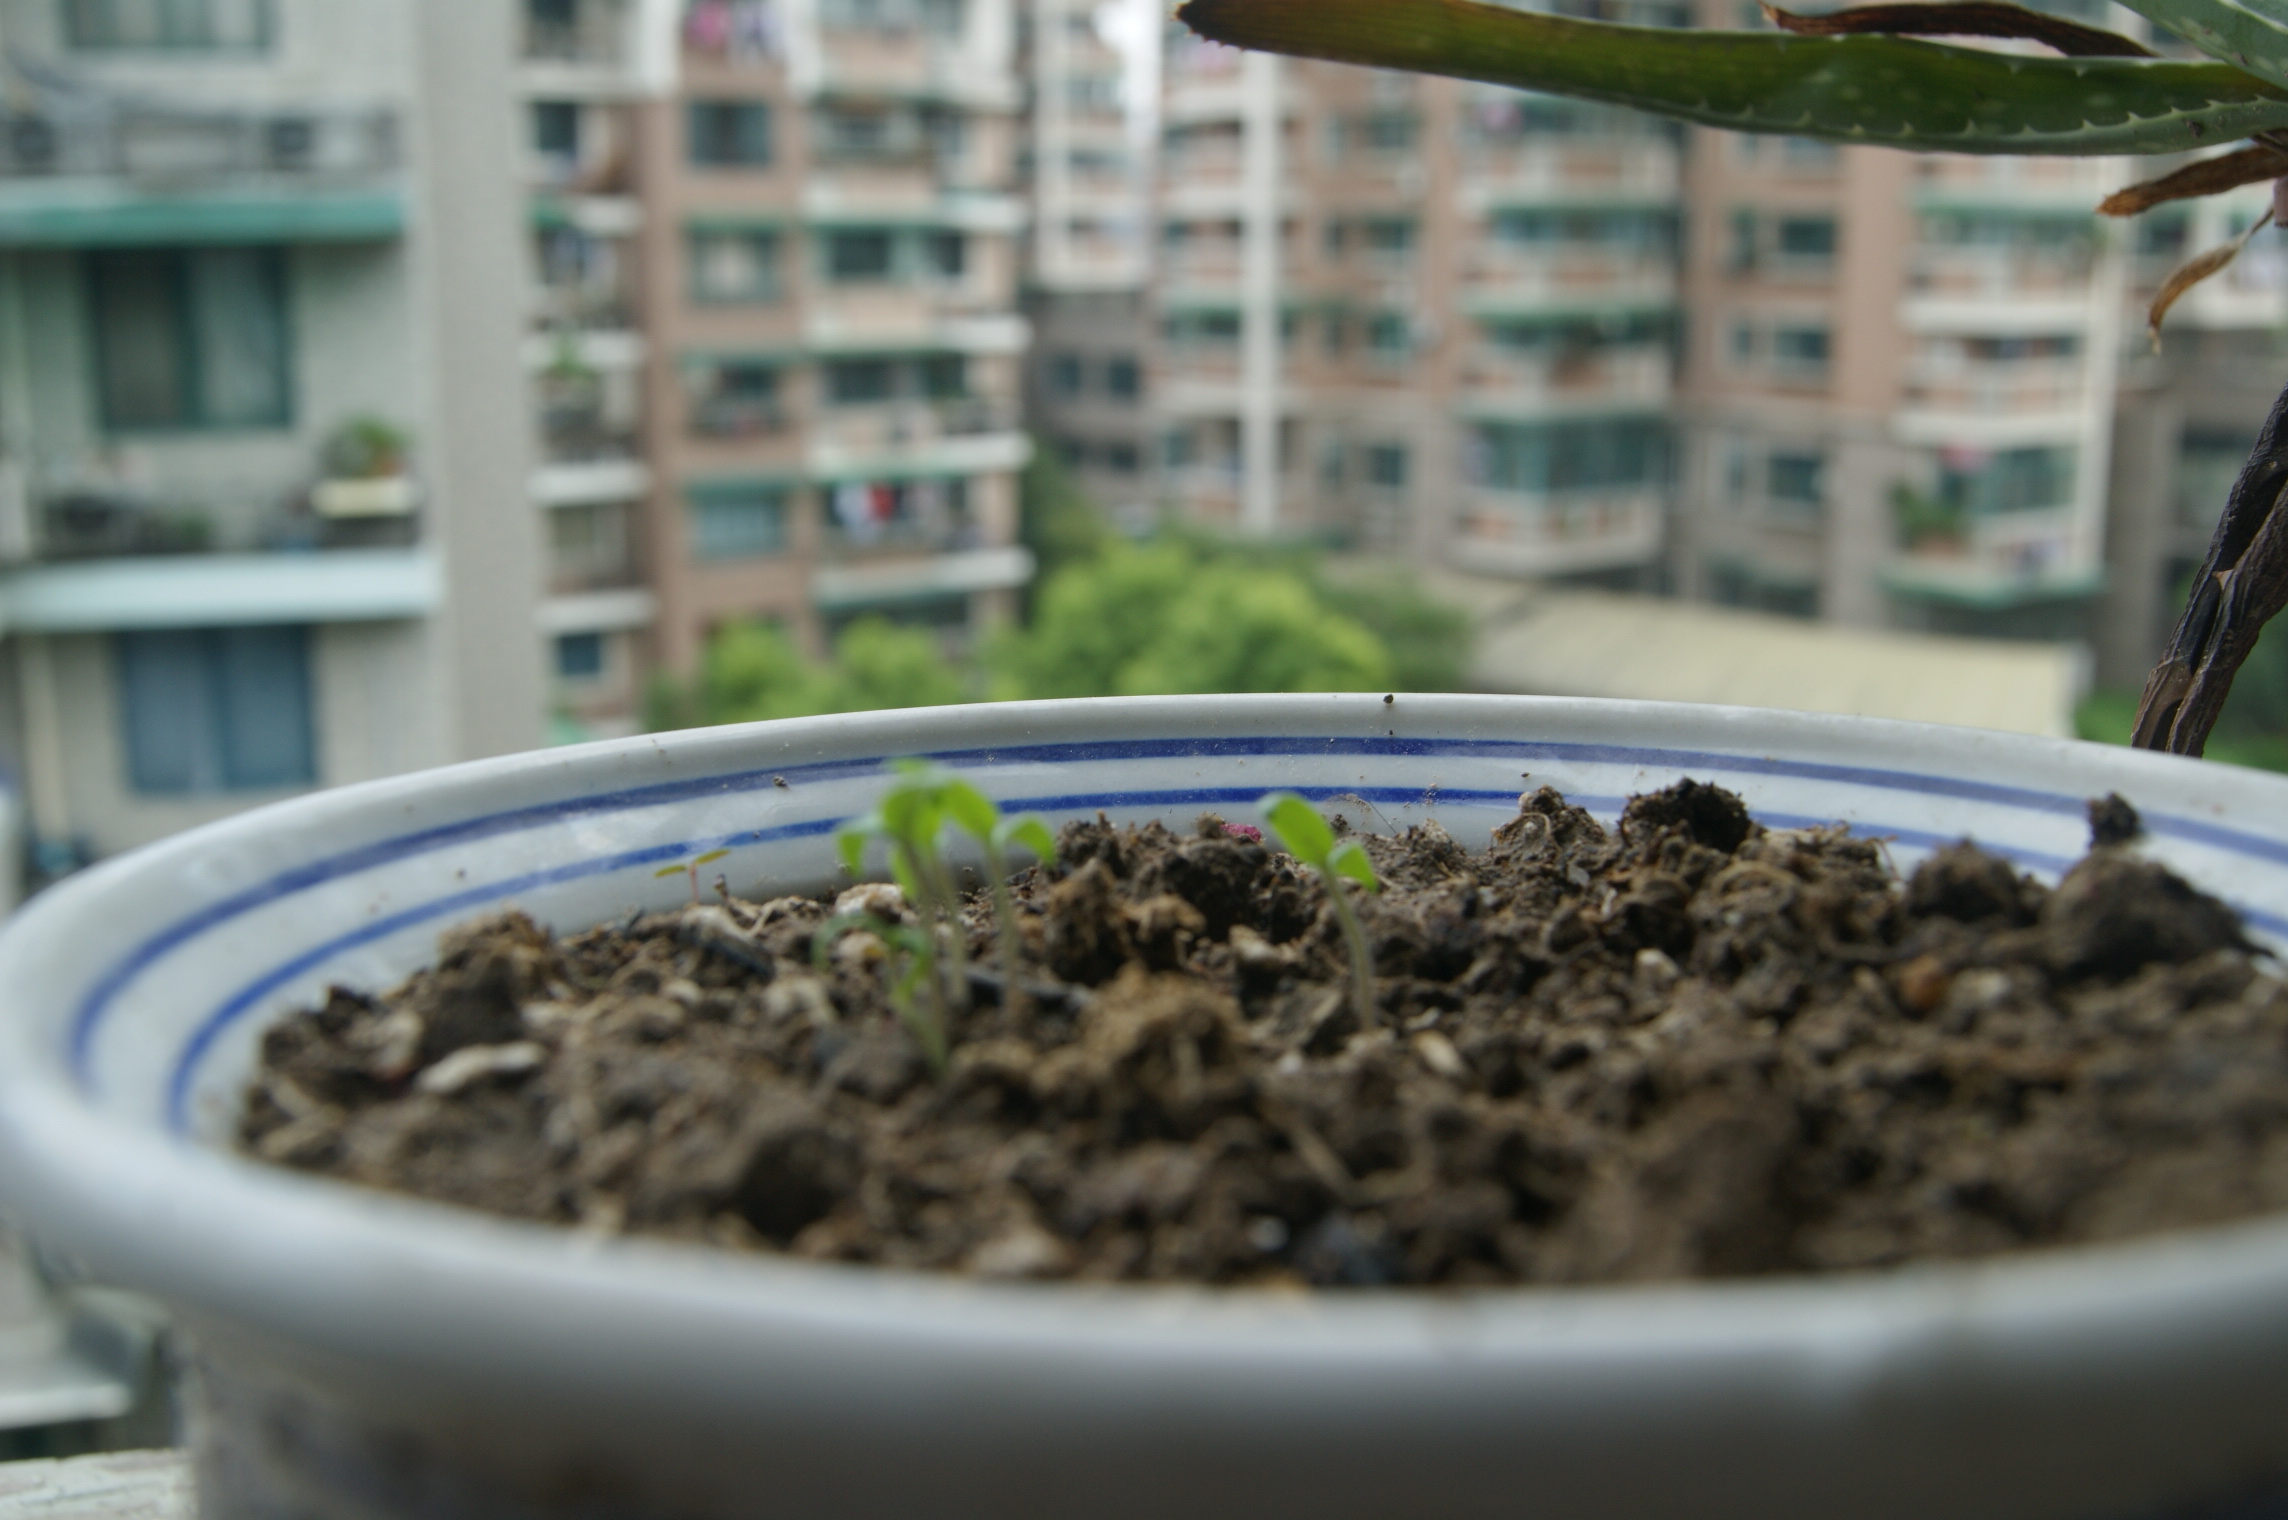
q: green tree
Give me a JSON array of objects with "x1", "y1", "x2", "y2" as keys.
[
  {"x1": 827, "y1": 616, "x2": 971, "y2": 712},
  {"x1": 993, "y1": 541, "x2": 1392, "y2": 697},
  {"x1": 1019, "y1": 435, "x2": 1109, "y2": 586},
  {"x1": 650, "y1": 616, "x2": 969, "y2": 729},
  {"x1": 1115, "y1": 563, "x2": 1391, "y2": 694},
  {"x1": 1316, "y1": 574, "x2": 1473, "y2": 691}
]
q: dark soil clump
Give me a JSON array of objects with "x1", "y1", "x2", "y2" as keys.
[{"x1": 240, "y1": 782, "x2": 2288, "y2": 1287}]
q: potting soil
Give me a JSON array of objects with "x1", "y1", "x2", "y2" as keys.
[{"x1": 239, "y1": 781, "x2": 2288, "y2": 1286}]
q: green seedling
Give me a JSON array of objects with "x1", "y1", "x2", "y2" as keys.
[
  {"x1": 833, "y1": 760, "x2": 1057, "y2": 1064},
  {"x1": 1259, "y1": 793, "x2": 1382, "y2": 1031},
  {"x1": 938, "y1": 777, "x2": 1057, "y2": 1019},
  {"x1": 811, "y1": 910, "x2": 948, "y2": 1073},
  {"x1": 655, "y1": 847, "x2": 731, "y2": 906}
]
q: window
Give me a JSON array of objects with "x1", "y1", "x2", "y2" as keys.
[
  {"x1": 1728, "y1": 210, "x2": 1757, "y2": 271},
  {"x1": 1362, "y1": 218, "x2": 1416, "y2": 258},
  {"x1": 920, "y1": 354, "x2": 966, "y2": 397},
  {"x1": 1164, "y1": 308, "x2": 1241, "y2": 347},
  {"x1": 1776, "y1": 216, "x2": 1837, "y2": 261},
  {"x1": 825, "y1": 229, "x2": 895, "y2": 281},
  {"x1": 687, "y1": 101, "x2": 771, "y2": 168},
  {"x1": 117, "y1": 626, "x2": 314, "y2": 795},
  {"x1": 1105, "y1": 355, "x2": 1141, "y2": 400},
  {"x1": 688, "y1": 228, "x2": 781, "y2": 303},
  {"x1": 555, "y1": 632, "x2": 605, "y2": 681},
  {"x1": 89, "y1": 247, "x2": 290, "y2": 430},
  {"x1": 1049, "y1": 353, "x2": 1084, "y2": 397},
  {"x1": 1482, "y1": 310, "x2": 1669, "y2": 354},
  {"x1": 1103, "y1": 441, "x2": 1140, "y2": 474},
  {"x1": 66, "y1": 0, "x2": 270, "y2": 48},
  {"x1": 532, "y1": 101, "x2": 581, "y2": 159},
  {"x1": 1366, "y1": 312, "x2": 1410, "y2": 358},
  {"x1": 688, "y1": 483, "x2": 789, "y2": 559},
  {"x1": 1491, "y1": 208, "x2": 1674, "y2": 254},
  {"x1": 683, "y1": 359, "x2": 782, "y2": 437},
  {"x1": 1939, "y1": 446, "x2": 2075, "y2": 517},
  {"x1": 1768, "y1": 452, "x2": 1824, "y2": 513},
  {"x1": 1367, "y1": 444, "x2": 1409, "y2": 488},
  {"x1": 1474, "y1": 417, "x2": 1671, "y2": 493},
  {"x1": 1771, "y1": 325, "x2": 1831, "y2": 373},
  {"x1": 826, "y1": 358, "x2": 897, "y2": 404},
  {"x1": 923, "y1": 230, "x2": 965, "y2": 279}
]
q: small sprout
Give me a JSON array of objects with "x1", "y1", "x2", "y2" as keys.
[
  {"x1": 834, "y1": 760, "x2": 1056, "y2": 1065},
  {"x1": 1259, "y1": 793, "x2": 1382, "y2": 1031},
  {"x1": 938, "y1": 775, "x2": 1057, "y2": 1020},
  {"x1": 655, "y1": 847, "x2": 731, "y2": 907},
  {"x1": 811, "y1": 910, "x2": 947, "y2": 1073}
]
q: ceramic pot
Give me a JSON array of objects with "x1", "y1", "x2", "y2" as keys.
[{"x1": 4, "y1": 695, "x2": 2288, "y2": 1520}]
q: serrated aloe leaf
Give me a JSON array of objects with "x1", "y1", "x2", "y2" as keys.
[
  {"x1": 2113, "y1": 0, "x2": 2288, "y2": 90},
  {"x1": 1177, "y1": 0, "x2": 2288, "y2": 154}
]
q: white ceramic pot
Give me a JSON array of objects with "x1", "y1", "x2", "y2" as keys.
[{"x1": 4, "y1": 695, "x2": 2288, "y2": 1520}]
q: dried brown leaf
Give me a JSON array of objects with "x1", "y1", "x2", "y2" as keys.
[
  {"x1": 2148, "y1": 209, "x2": 2275, "y2": 346},
  {"x1": 2101, "y1": 144, "x2": 2288, "y2": 217}
]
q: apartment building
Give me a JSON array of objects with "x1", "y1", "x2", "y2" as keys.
[
  {"x1": 0, "y1": 0, "x2": 541, "y2": 887},
  {"x1": 1023, "y1": 0, "x2": 1151, "y2": 528},
  {"x1": 568, "y1": 0, "x2": 1037, "y2": 699},
  {"x1": 520, "y1": 0, "x2": 674, "y2": 739},
  {"x1": 1150, "y1": 26, "x2": 1682, "y2": 579}
]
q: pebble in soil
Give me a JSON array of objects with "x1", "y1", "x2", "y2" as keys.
[{"x1": 239, "y1": 782, "x2": 2288, "y2": 1288}]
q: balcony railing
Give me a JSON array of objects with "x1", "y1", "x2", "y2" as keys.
[
  {"x1": 34, "y1": 487, "x2": 418, "y2": 563},
  {"x1": 1908, "y1": 250, "x2": 2095, "y2": 300},
  {"x1": 810, "y1": 398, "x2": 1018, "y2": 457},
  {"x1": 0, "y1": 106, "x2": 398, "y2": 182},
  {"x1": 1902, "y1": 359, "x2": 2086, "y2": 416},
  {"x1": 1451, "y1": 487, "x2": 1663, "y2": 575},
  {"x1": 1462, "y1": 346, "x2": 1671, "y2": 406},
  {"x1": 524, "y1": 3, "x2": 630, "y2": 67}
]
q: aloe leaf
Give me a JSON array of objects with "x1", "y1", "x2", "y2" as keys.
[
  {"x1": 2112, "y1": 0, "x2": 2288, "y2": 90},
  {"x1": 1177, "y1": 0, "x2": 2288, "y2": 154}
]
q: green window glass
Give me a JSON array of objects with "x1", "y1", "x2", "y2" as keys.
[{"x1": 89, "y1": 247, "x2": 290, "y2": 430}]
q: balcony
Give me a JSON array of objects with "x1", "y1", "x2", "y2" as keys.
[
  {"x1": 1458, "y1": 146, "x2": 1678, "y2": 208},
  {"x1": 0, "y1": 549, "x2": 439, "y2": 634},
  {"x1": 807, "y1": 401, "x2": 1030, "y2": 480},
  {"x1": 1913, "y1": 155, "x2": 2111, "y2": 212},
  {"x1": 1881, "y1": 508, "x2": 2103, "y2": 609},
  {"x1": 0, "y1": 104, "x2": 400, "y2": 246},
  {"x1": 1461, "y1": 252, "x2": 1675, "y2": 315},
  {"x1": 1461, "y1": 346, "x2": 1672, "y2": 411},
  {"x1": 1897, "y1": 359, "x2": 2087, "y2": 442},
  {"x1": 813, "y1": 544, "x2": 1034, "y2": 610},
  {"x1": 814, "y1": 32, "x2": 1019, "y2": 110},
  {"x1": 1449, "y1": 488, "x2": 1663, "y2": 577},
  {"x1": 1904, "y1": 251, "x2": 2096, "y2": 333}
]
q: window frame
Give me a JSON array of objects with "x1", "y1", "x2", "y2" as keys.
[
  {"x1": 65, "y1": 0, "x2": 273, "y2": 51},
  {"x1": 86, "y1": 245, "x2": 294, "y2": 434}
]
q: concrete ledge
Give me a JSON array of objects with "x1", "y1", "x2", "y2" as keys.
[{"x1": 0, "y1": 1452, "x2": 188, "y2": 1519}]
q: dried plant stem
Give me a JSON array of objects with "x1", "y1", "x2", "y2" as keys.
[{"x1": 2133, "y1": 372, "x2": 2288, "y2": 756}]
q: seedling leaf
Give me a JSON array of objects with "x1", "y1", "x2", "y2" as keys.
[
  {"x1": 654, "y1": 863, "x2": 685, "y2": 879},
  {"x1": 1176, "y1": 0, "x2": 2288, "y2": 154},
  {"x1": 695, "y1": 849, "x2": 730, "y2": 867},
  {"x1": 1330, "y1": 841, "x2": 1381, "y2": 892},
  {"x1": 941, "y1": 778, "x2": 999, "y2": 839},
  {"x1": 1003, "y1": 816, "x2": 1058, "y2": 862},
  {"x1": 837, "y1": 822, "x2": 873, "y2": 879},
  {"x1": 1262, "y1": 793, "x2": 1337, "y2": 864}
]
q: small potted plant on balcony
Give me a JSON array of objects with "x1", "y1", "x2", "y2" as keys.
[{"x1": 310, "y1": 415, "x2": 418, "y2": 521}]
